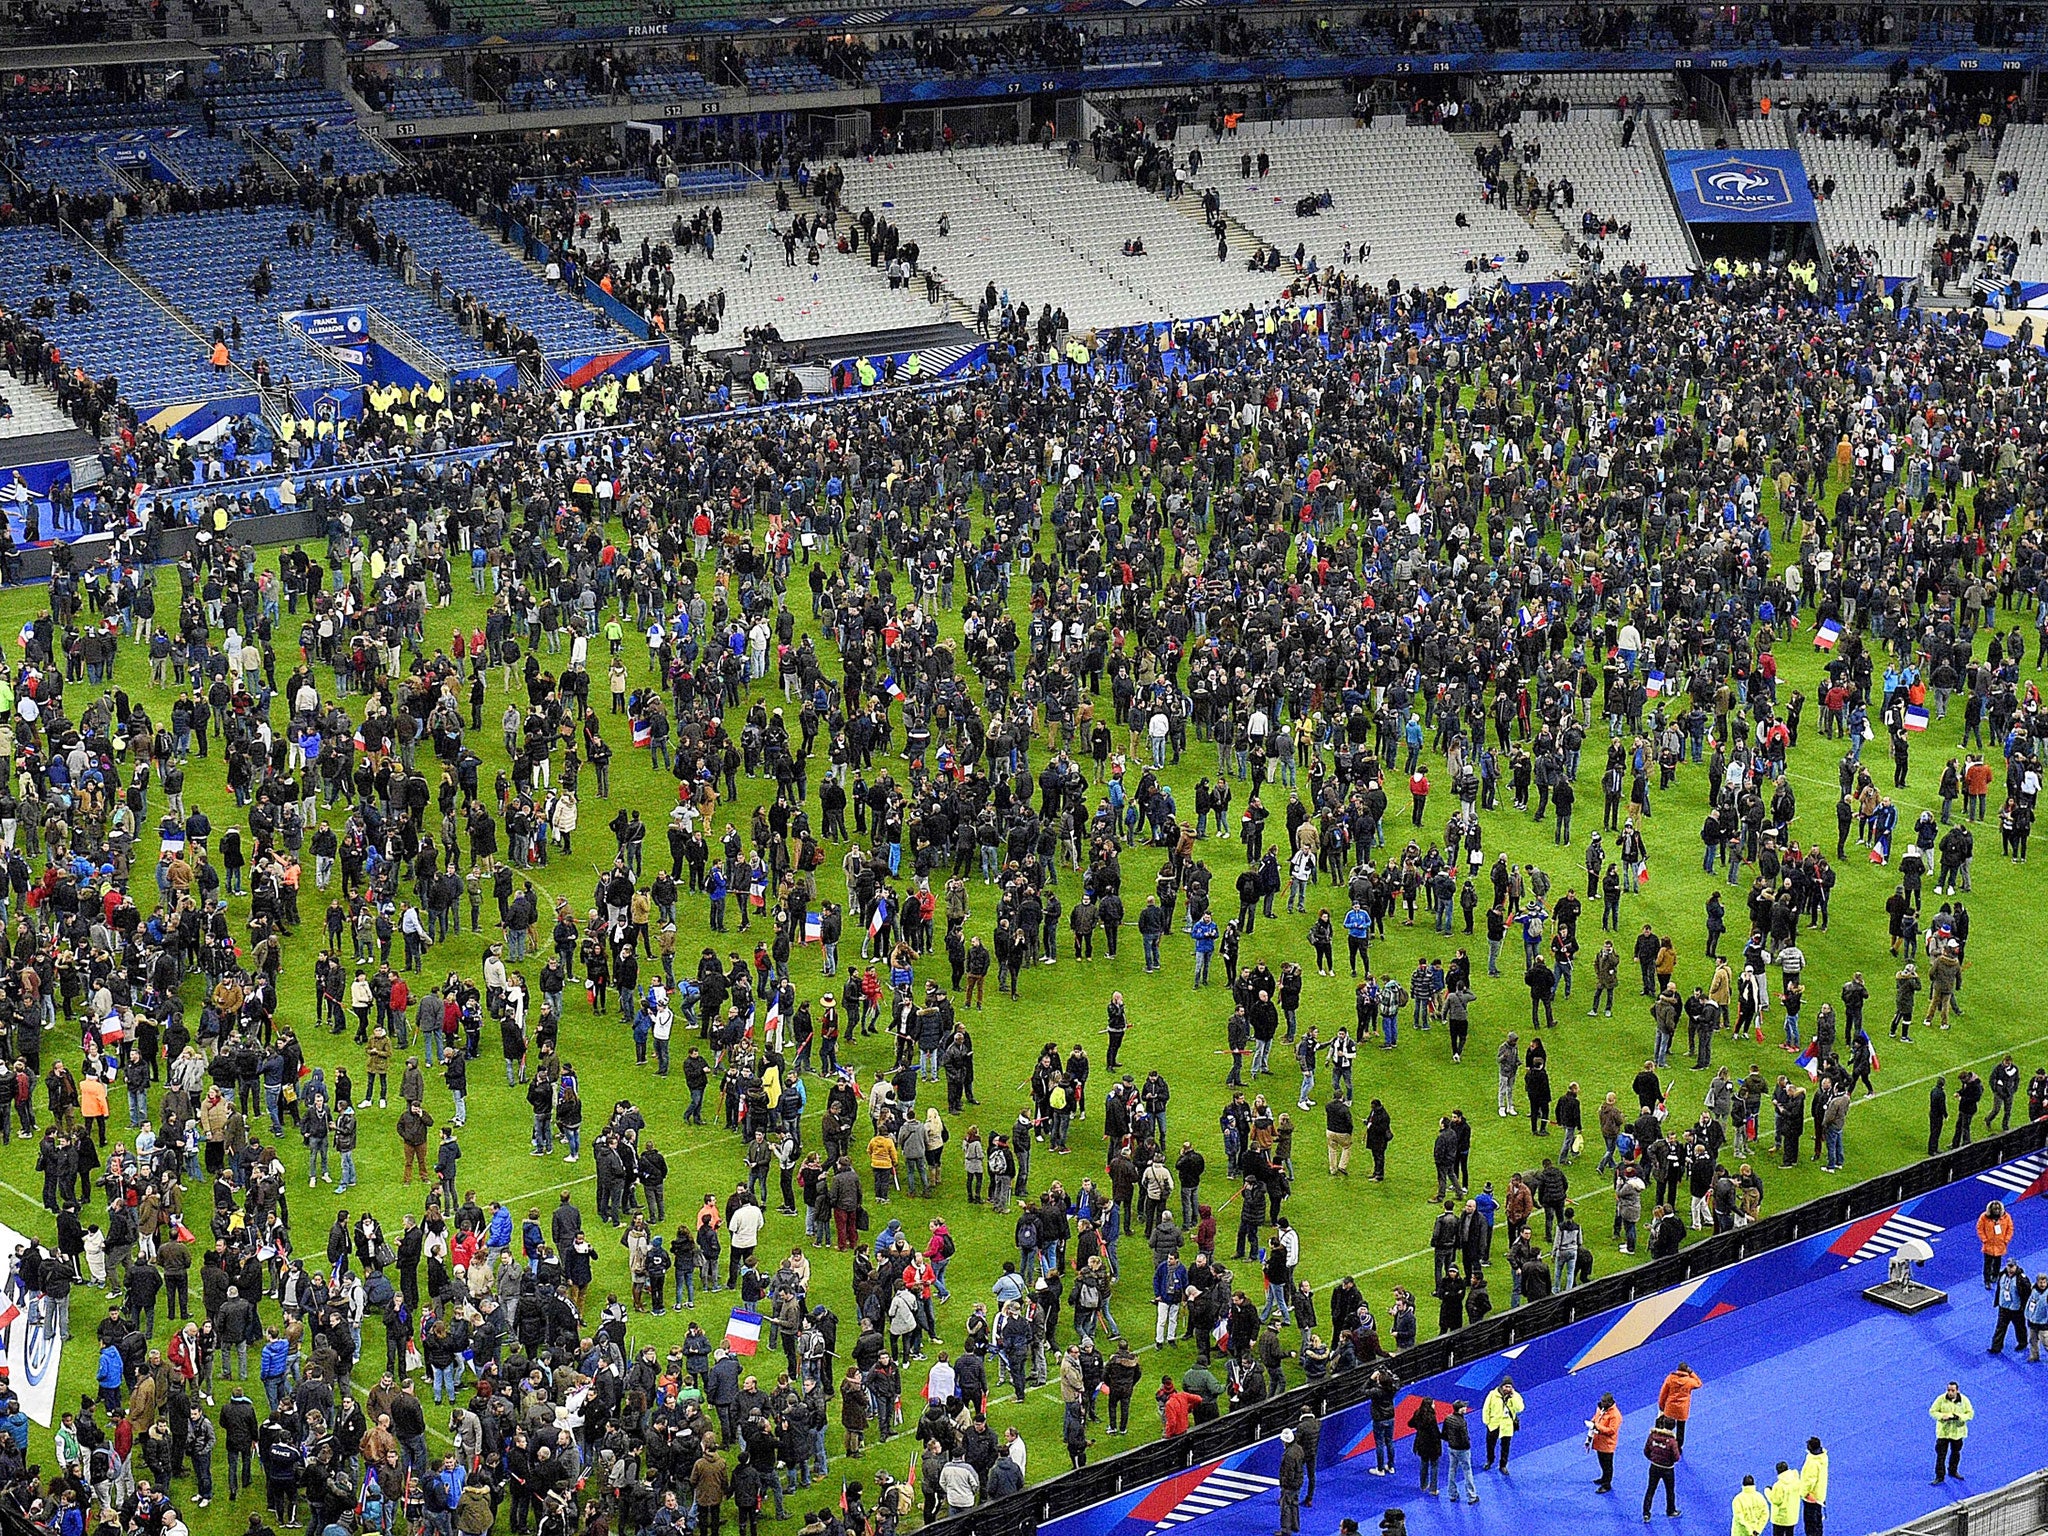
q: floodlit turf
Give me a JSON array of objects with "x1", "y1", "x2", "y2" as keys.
[{"x1": 3, "y1": 489, "x2": 2033, "y2": 1529}]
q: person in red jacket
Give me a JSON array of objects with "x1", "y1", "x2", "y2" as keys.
[{"x1": 1159, "y1": 1379, "x2": 1200, "y2": 1437}]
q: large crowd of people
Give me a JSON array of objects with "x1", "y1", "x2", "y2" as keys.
[{"x1": 0, "y1": 88, "x2": 2036, "y2": 1536}]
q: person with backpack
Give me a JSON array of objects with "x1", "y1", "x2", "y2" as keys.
[{"x1": 1641, "y1": 1413, "x2": 1682, "y2": 1519}]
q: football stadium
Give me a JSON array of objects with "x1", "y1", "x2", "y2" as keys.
[{"x1": 0, "y1": 6, "x2": 2047, "y2": 1536}]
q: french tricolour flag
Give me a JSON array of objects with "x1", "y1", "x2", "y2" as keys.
[
  {"x1": 632, "y1": 718, "x2": 653, "y2": 748},
  {"x1": 804, "y1": 911, "x2": 823, "y2": 943},
  {"x1": 883, "y1": 674, "x2": 905, "y2": 703},
  {"x1": 868, "y1": 895, "x2": 889, "y2": 939},
  {"x1": 1795, "y1": 1040, "x2": 1820, "y2": 1079},
  {"x1": 1814, "y1": 619, "x2": 1842, "y2": 651},
  {"x1": 1902, "y1": 706, "x2": 1929, "y2": 732},
  {"x1": 1518, "y1": 605, "x2": 1547, "y2": 634},
  {"x1": 1645, "y1": 671, "x2": 1665, "y2": 697},
  {"x1": 724, "y1": 1310, "x2": 763, "y2": 1355},
  {"x1": 160, "y1": 829, "x2": 186, "y2": 856}
]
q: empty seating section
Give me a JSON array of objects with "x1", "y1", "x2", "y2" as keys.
[
  {"x1": 504, "y1": 76, "x2": 597, "y2": 113},
  {"x1": 0, "y1": 92, "x2": 186, "y2": 136},
  {"x1": 447, "y1": 0, "x2": 530, "y2": 30},
  {"x1": 1187, "y1": 120, "x2": 1535, "y2": 292},
  {"x1": 1771, "y1": 72, "x2": 1888, "y2": 110},
  {"x1": 155, "y1": 130, "x2": 255, "y2": 186},
  {"x1": 1085, "y1": 38, "x2": 1192, "y2": 68},
  {"x1": 948, "y1": 146, "x2": 1287, "y2": 319},
  {"x1": 1972, "y1": 123, "x2": 2048, "y2": 284},
  {"x1": 383, "y1": 79, "x2": 472, "y2": 121},
  {"x1": 1913, "y1": 17, "x2": 1979, "y2": 49},
  {"x1": 555, "y1": 0, "x2": 649, "y2": 24},
  {"x1": 742, "y1": 59, "x2": 837, "y2": 96},
  {"x1": 862, "y1": 51, "x2": 946, "y2": 88},
  {"x1": 836, "y1": 152, "x2": 1170, "y2": 328},
  {"x1": 585, "y1": 195, "x2": 936, "y2": 342},
  {"x1": 1533, "y1": 119, "x2": 1693, "y2": 274},
  {"x1": 0, "y1": 378, "x2": 75, "y2": 440},
  {"x1": 1659, "y1": 118, "x2": 1789, "y2": 152},
  {"x1": 1527, "y1": 72, "x2": 1679, "y2": 115},
  {"x1": 1325, "y1": 24, "x2": 1397, "y2": 54},
  {"x1": 199, "y1": 81, "x2": 354, "y2": 128},
  {"x1": 364, "y1": 194, "x2": 605, "y2": 355},
  {"x1": 583, "y1": 175, "x2": 662, "y2": 199},
  {"x1": 0, "y1": 225, "x2": 222, "y2": 406},
  {"x1": 1801, "y1": 129, "x2": 1943, "y2": 278},
  {"x1": 13, "y1": 139, "x2": 128, "y2": 197},
  {"x1": 257, "y1": 122, "x2": 394, "y2": 178},
  {"x1": 117, "y1": 206, "x2": 493, "y2": 375},
  {"x1": 626, "y1": 67, "x2": 720, "y2": 108},
  {"x1": 1253, "y1": 31, "x2": 1330, "y2": 63}
]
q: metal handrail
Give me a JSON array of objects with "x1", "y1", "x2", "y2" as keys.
[{"x1": 1885, "y1": 1466, "x2": 2048, "y2": 1536}]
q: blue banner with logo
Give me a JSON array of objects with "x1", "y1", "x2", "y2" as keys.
[
  {"x1": 286, "y1": 308, "x2": 373, "y2": 350},
  {"x1": 1664, "y1": 148, "x2": 1817, "y2": 224}
]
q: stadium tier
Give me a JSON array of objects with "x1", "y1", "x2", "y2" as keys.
[
  {"x1": 1185, "y1": 119, "x2": 1540, "y2": 293},
  {"x1": 114, "y1": 205, "x2": 498, "y2": 375},
  {"x1": 1975, "y1": 121, "x2": 2048, "y2": 284},
  {"x1": 1801, "y1": 127, "x2": 1952, "y2": 281},
  {"x1": 570, "y1": 193, "x2": 940, "y2": 343},
  {"x1": 362, "y1": 193, "x2": 614, "y2": 356},
  {"x1": 0, "y1": 224, "x2": 228, "y2": 407},
  {"x1": 1528, "y1": 118, "x2": 1696, "y2": 276},
  {"x1": 947, "y1": 144, "x2": 1287, "y2": 321},
  {"x1": 837, "y1": 150, "x2": 1177, "y2": 330},
  {"x1": 0, "y1": 45, "x2": 2032, "y2": 447},
  {"x1": 12, "y1": 137, "x2": 131, "y2": 199}
]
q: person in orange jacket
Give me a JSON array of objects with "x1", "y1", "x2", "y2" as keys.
[
  {"x1": 1978, "y1": 1199, "x2": 2015, "y2": 1289},
  {"x1": 1657, "y1": 1362, "x2": 1703, "y2": 1449},
  {"x1": 1586, "y1": 1392, "x2": 1622, "y2": 1492}
]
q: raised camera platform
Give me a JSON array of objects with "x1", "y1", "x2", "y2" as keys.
[{"x1": 1863, "y1": 1277, "x2": 1950, "y2": 1314}]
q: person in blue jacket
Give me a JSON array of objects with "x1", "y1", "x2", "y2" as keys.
[
  {"x1": 96, "y1": 1342, "x2": 124, "y2": 1412},
  {"x1": 1190, "y1": 914, "x2": 1219, "y2": 988},
  {"x1": 2025, "y1": 1272, "x2": 2048, "y2": 1361},
  {"x1": 708, "y1": 864, "x2": 729, "y2": 931},
  {"x1": 1152, "y1": 1254, "x2": 1189, "y2": 1346},
  {"x1": 487, "y1": 1201, "x2": 513, "y2": 1257},
  {"x1": 1343, "y1": 903, "x2": 1374, "y2": 976},
  {"x1": 259, "y1": 1330, "x2": 292, "y2": 1410},
  {"x1": 0, "y1": 1395, "x2": 28, "y2": 1454}
]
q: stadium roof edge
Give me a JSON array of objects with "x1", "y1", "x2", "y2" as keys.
[{"x1": 0, "y1": 38, "x2": 226, "y2": 71}]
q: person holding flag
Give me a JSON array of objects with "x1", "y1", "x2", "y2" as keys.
[
  {"x1": 865, "y1": 890, "x2": 891, "y2": 960},
  {"x1": 724, "y1": 1308, "x2": 763, "y2": 1356}
]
